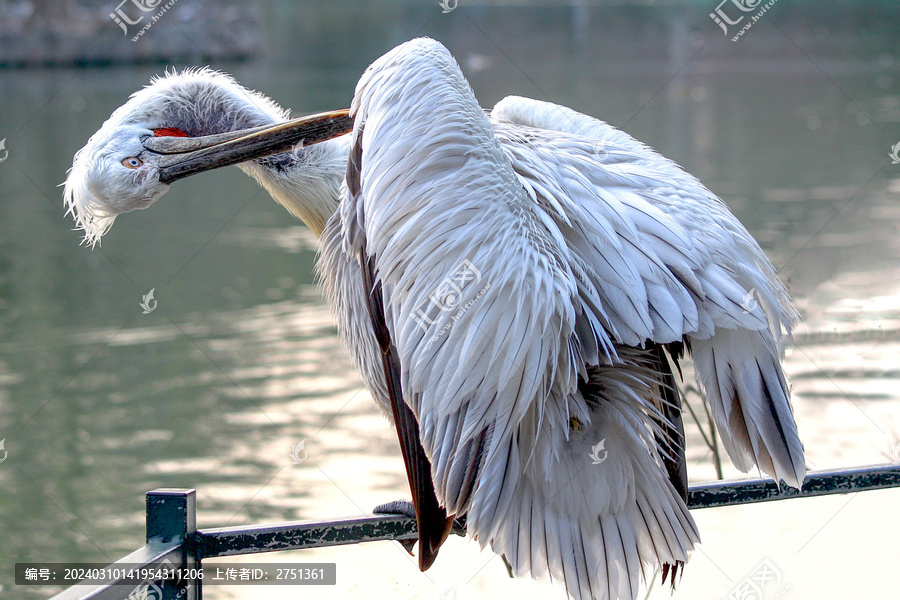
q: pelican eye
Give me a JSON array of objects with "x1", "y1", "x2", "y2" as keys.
[{"x1": 122, "y1": 157, "x2": 142, "y2": 169}]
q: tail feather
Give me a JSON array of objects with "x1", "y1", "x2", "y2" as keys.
[
  {"x1": 692, "y1": 328, "x2": 805, "y2": 488},
  {"x1": 463, "y1": 360, "x2": 699, "y2": 600}
]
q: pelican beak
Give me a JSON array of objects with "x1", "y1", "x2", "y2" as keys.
[{"x1": 145, "y1": 109, "x2": 354, "y2": 184}]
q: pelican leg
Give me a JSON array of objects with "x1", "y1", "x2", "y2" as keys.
[
  {"x1": 374, "y1": 499, "x2": 418, "y2": 518},
  {"x1": 373, "y1": 500, "x2": 421, "y2": 555},
  {"x1": 375, "y1": 500, "x2": 467, "y2": 534},
  {"x1": 373, "y1": 500, "x2": 419, "y2": 555}
]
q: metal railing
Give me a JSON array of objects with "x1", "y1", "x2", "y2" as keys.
[{"x1": 45, "y1": 463, "x2": 900, "y2": 600}]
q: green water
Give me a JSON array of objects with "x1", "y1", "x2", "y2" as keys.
[{"x1": 1, "y1": 3, "x2": 899, "y2": 599}]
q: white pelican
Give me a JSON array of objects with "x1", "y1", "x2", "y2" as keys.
[{"x1": 64, "y1": 38, "x2": 805, "y2": 600}]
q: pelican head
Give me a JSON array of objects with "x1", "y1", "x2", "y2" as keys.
[
  {"x1": 64, "y1": 67, "x2": 352, "y2": 246},
  {"x1": 65, "y1": 121, "x2": 170, "y2": 245}
]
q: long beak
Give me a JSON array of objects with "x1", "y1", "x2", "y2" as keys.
[{"x1": 145, "y1": 109, "x2": 354, "y2": 184}]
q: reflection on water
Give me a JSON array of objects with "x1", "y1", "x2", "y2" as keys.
[{"x1": 1, "y1": 3, "x2": 899, "y2": 599}]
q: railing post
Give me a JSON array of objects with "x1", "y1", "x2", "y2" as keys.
[{"x1": 146, "y1": 488, "x2": 199, "y2": 600}]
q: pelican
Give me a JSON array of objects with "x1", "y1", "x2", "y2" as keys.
[{"x1": 64, "y1": 38, "x2": 805, "y2": 600}]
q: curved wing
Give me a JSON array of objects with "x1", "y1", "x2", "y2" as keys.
[
  {"x1": 490, "y1": 95, "x2": 805, "y2": 488},
  {"x1": 319, "y1": 218, "x2": 453, "y2": 571},
  {"x1": 337, "y1": 37, "x2": 699, "y2": 600}
]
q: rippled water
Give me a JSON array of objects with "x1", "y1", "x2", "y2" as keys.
[{"x1": 1, "y1": 3, "x2": 899, "y2": 599}]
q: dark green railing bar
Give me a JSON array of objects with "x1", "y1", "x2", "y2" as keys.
[
  {"x1": 197, "y1": 513, "x2": 419, "y2": 559},
  {"x1": 687, "y1": 463, "x2": 900, "y2": 509},
  {"x1": 195, "y1": 463, "x2": 900, "y2": 557}
]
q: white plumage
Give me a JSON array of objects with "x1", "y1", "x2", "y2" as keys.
[{"x1": 64, "y1": 37, "x2": 805, "y2": 600}]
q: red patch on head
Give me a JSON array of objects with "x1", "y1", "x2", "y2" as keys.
[{"x1": 152, "y1": 128, "x2": 189, "y2": 137}]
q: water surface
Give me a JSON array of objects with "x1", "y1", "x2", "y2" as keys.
[{"x1": 1, "y1": 3, "x2": 899, "y2": 599}]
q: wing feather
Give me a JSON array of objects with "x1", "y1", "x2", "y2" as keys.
[{"x1": 491, "y1": 95, "x2": 805, "y2": 488}]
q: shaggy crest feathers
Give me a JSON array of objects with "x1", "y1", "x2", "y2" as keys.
[{"x1": 63, "y1": 67, "x2": 289, "y2": 246}]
